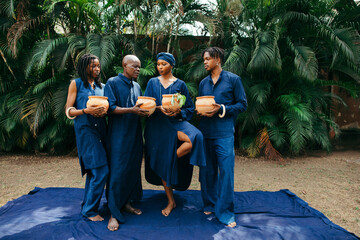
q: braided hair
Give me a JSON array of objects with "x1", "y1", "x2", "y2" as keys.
[
  {"x1": 77, "y1": 53, "x2": 102, "y2": 89},
  {"x1": 202, "y1": 47, "x2": 225, "y2": 64}
]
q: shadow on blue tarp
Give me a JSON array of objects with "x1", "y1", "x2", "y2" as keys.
[{"x1": 0, "y1": 188, "x2": 358, "y2": 240}]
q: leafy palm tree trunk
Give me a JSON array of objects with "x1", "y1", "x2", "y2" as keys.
[
  {"x1": 152, "y1": 34, "x2": 155, "y2": 57},
  {"x1": 0, "y1": 49, "x2": 17, "y2": 81},
  {"x1": 134, "y1": 10, "x2": 138, "y2": 41},
  {"x1": 172, "y1": 16, "x2": 180, "y2": 54},
  {"x1": 167, "y1": 22, "x2": 173, "y2": 52},
  {"x1": 116, "y1": 0, "x2": 120, "y2": 34},
  {"x1": 156, "y1": 36, "x2": 160, "y2": 54},
  {"x1": 46, "y1": 23, "x2": 55, "y2": 77}
]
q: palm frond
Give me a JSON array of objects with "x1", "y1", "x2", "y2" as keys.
[
  {"x1": 16, "y1": 128, "x2": 30, "y2": 149},
  {"x1": 21, "y1": 88, "x2": 53, "y2": 135},
  {"x1": 25, "y1": 38, "x2": 69, "y2": 77},
  {"x1": 0, "y1": 0, "x2": 15, "y2": 19},
  {"x1": 185, "y1": 56, "x2": 207, "y2": 84},
  {"x1": 316, "y1": 79, "x2": 360, "y2": 98},
  {"x1": 36, "y1": 121, "x2": 58, "y2": 150},
  {"x1": 318, "y1": 26, "x2": 358, "y2": 64},
  {"x1": 83, "y1": 2, "x2": 101, "y2": 25},
  {"x1": 247, "y1": 29, "x2": 281, "y2": 72},
  {"x1": 258, "y1": 113, "x2": 277, "y2": 128},
  {"x1": 332, "y1": 63, "x2": 360, "y2": 83},
  {"x1": 277, "y1": 93, "x2": 301, "y2": 106},
  {"x1": 51, "y1": 84, "x2": 68, "y2": 119},
  {"x1": 246, "y1": 138, "x2": 260, "y2": 158},
  {"x1": 137, "y1": 59, "x2": 156, "y2": 89},
  {"x1": 282, "y1": 11, "x2": 321, "y2": 25},
  {"x1": 288, "y1": 103, "x2": 313, "y2": 122},
  {"x1": 86, "y1": 33, "x2": 118, "y2": 71},
  {"x1": 185, "y1": 81, "x2": 198, "y2": 98},
  {"x1": 287, "y1": 39, "x2": 318, "y2": 81},
  {"x1": 5, "y1": 90, "x2": 26, "y2": 122},
  {"x1": 267, "y1": 125, "x2": 287, "y2": 148},
  {"x1": 32, "y1": 76, "x2": 57, "y2": 94},
  {"x1": 311, "y1": 118, "x2": 332, "y2": 152},
  {"x1": 283, "y1": 111, "x2": 312, "y2": 154},
  {"x1": 223, "y1": 44, "x2": 250, "y2": 76},
  {"x1": 0, "y1": 116, "x2": 16, "y2": 133},
  {"x1": 248, "y1": 81, "x2": 271, "y2": 105},
  {"x1": 7, "y1": 15, "x2": 44, "y2": 58}
]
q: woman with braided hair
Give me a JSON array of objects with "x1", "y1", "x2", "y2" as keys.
[{"x1": 65, "y1": 53, "x2": 109, "y2": 221}]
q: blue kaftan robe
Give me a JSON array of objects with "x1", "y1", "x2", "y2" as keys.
[
  {"x1": 144, "y1": 77, "x2": 206, "y2": 190},
  {"x1": 73, "y1": 78, "x2": 108, "y2": 218},
  {"x1": 104, "y1": 73, "x2": 143, "y2": 223}
]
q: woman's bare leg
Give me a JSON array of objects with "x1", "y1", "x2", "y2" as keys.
[
  {"x1": 177, "y1": 131, "x2": 192, "y2": 158},
  {"x1": 159, "y1": 132, "x2": 190, "y2": 216},
  {"x1": 161, "y1": 179, "x2": 176, "y2": 216}
]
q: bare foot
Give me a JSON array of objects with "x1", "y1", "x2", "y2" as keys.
[
  {"x1": 88, "y1": 214, "x2": 104, "y2": 221},
  {"x1": 123, "y1": 203, "x2": 142, "y2": 215},
  {"x1": 204, "y1": 211, "x2": 213, "y2": 215},
  {"x1": 161, "y1": 202, "x2": 176, "y2": 217},
  {"x1": 227, "y1": 222, "x2": 237, "y2": 228},
  {"x1": 107, "y1": 216, "x2": 119, "y2": 231}
]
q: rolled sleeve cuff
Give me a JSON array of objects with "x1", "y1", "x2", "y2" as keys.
[
  {"x1": 108, "y1": 104, "x2": 116, "y2": 113},
  {"x1": 219, "y1": 105, "x2": 225, "y2": 115}
]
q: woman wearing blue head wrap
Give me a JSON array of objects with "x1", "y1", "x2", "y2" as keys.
[
  {"x1": 157, "y1": 52, "x2": 176, "y2": 67},
  {"x1": 144, "y1": 53, "x2": 206, "y2": 217}
]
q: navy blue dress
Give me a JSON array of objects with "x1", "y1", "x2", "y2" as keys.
[
  {"x1": 104, "y1": 74, "x2": 143, "y2": 223},
  {"x1": 144, "y1": 77, "x2": 206, "y2": 190},
  {"x1": 73, "y1": 78, "x2": 107, "y2": 174}
]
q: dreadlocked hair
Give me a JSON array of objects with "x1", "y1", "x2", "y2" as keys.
[
  {"x1": 77, "y1": 53, "x2": 102, "y2": 89},
  {"x1": 202, "y1": 47, "x2": 225, "y2": 64}
]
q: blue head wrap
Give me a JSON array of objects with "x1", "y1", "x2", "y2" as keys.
[{"x1": 156, "y1": 52, "x2": 176, "y2": 67}]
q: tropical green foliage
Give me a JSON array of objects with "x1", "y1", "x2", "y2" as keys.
[
  {"x1": 193, "y1": 0, "x2": 360, "y2": 156},
  {"x1": 0, "y1": 0, "x2": 359, "y2": 157}
]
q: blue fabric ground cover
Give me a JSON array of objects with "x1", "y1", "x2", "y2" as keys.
[{"x1": 0, "y1": 188, "x2": 358, "y2": 240}]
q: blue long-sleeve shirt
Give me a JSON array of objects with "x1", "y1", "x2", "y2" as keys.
[{"x1": 198, "y1": 70, "x2": 247, "y2": 139}]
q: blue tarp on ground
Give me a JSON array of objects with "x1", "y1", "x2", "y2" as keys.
[{"x1": 0, "y1": 187, "x2": 358, "y2": 240}]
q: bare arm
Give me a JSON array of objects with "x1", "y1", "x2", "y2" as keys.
[
  {"x1": 111, "y1": 103, "x2": 149, "y2": 117},
  {"x1": 65, "y1": 80, "x2": 106, "y2": 118}
]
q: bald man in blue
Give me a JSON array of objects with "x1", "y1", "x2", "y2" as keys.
[{"x1": 104, "y1": 55, "x2": 149, "y2": 231}]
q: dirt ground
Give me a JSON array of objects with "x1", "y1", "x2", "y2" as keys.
[{"x1": 0, "y1": 150, "x2": 359, "y2": 237}]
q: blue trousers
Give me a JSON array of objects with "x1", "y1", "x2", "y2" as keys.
[
  {"x1": 200, "y1": 136, "x2": 235, "y2": 225},
  {"x1": 81, "y1": 164, "x2": 109, "y2": 218}
]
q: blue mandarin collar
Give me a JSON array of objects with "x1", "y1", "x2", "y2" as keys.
[
  {"x1": 118, "y1": 73, "x2": 133, "y2": 85},
  {"x1": 207, "y1": 70, "x2": 224, "y2": 85}
]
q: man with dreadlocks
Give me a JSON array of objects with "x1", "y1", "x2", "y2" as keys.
[
  {"x1": 197, "y1": 47, "x2": 247, "y2": 228},
  {"x1": 104, "y1": 55, "x2": 149, "y2": 231},
  {"x1": 65, "y1": 53, "x2": 108, "y2": 221}
]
